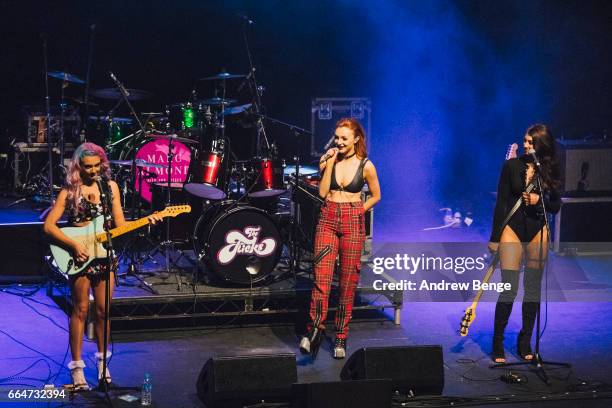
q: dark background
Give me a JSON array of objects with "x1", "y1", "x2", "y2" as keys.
[{"x1": 2, "y1": 0, "x2": 611, "y2": 232}]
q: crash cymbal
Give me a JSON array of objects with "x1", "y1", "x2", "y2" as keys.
[
  {"x1": 221, "y1": 103, "x2": 252, "y2": 116},
  {"x1": 91, "y1": 88, "x2": 153, "y2": 101},
  {"x1": 48, "y1": 71, "x2": 85, "y2": 84},
  {"x1": 109, "y1": 159, "x2": 165, "y2": 169},
  {"x1": 197, "y1": 97, "x2": 237, "y2": 106},
  {"x1": 66, "y1": 96, "x2": 99, "y2": 106},
  {"x1": 198, "y1": 72, "x2": 246, "y2": 81},
  {"x1": 284, "y1": 165, "x2": 319, "y2": 176},
  {"x1": 149, "y1": 133, "x2": 198, "y2": 145},
  {"x1": 89, "y1": 115, "x2": 133, "y2": 124}
]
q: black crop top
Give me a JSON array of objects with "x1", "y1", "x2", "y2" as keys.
[
  {"x1": 330, "y1": 158, "x2": 368, "y2": 193},
  {"x1": 489, "y1": 157, "x2": 561, "y2": 242}
]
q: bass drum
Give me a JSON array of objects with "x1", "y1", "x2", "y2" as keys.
[{"x1": 193, "y1": 202, "x2": 282, "y2": 285}]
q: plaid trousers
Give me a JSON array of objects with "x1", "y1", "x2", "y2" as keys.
[{"x1": 308, "y1": 200, "x2": 365, "y2": 339}]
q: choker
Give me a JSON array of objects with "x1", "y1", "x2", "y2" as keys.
[{"x1": 339, "y1": 152, "x2": 356, "y2": 161}]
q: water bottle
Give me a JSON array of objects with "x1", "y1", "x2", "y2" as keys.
[{"x1": 141, "y1": 373, "x2": 152, "y2": 406}]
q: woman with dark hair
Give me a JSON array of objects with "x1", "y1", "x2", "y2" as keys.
[
  {"x1": 488, "y1": 124, "x2": 561, "y2": 363},
  {"x1": 44, "y1": 143, "x2": 161, "y2": 389},
  {"x1": 300, "y1": 118, "x2": 381, "y2": 359}
]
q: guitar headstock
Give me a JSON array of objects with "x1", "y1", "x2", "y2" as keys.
[
  {"x1": 160, "y1": 205, "x2": 192, "y2": 218},
  {"x1": 505, "y1": 143, "x2": 518, "y2": 160},
  {"x1": 459, "y1": 307, "x2": 475, "y2": 337}
]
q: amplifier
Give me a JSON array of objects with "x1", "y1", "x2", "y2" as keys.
[
  {"x1": 311, "y1": 97, "x2": 371, "y2": 157},
  {"x1": 553, "y1": 196, "x2": 612, "y2": 254},
  {"x1": 556, "y1": 140, "x2": 612, "y2": 196}
]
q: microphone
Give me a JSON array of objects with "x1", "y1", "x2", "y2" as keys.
[
  {"x1": 323, "y1": 137, "x2": 336, "y2": 151},
  {"x1": 321, "y1": 147, "x2": 338, "y2": 162},
  {"x1": 109, "y1": 71, "x2": 130, "y2": 97},
  {"x1": 527, "y1": 148, "x2": 541, "y2": 168},
  {"x1": 241, "y1": 15, "x2": 254, "y2": 25}
]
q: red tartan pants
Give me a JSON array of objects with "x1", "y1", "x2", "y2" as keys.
[{"x1": 308, "y1": 200, "x2": 365, "y2": 339}]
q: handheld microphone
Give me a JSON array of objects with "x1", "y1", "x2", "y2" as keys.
[
  {"x1": 109, "y1": 71, "x2": 130, "y2": 97},
  {"x1": 320, "y1": 148, "x2": 338, "y2": 162},
  {"x1": 527, "y1": 148, "x2": 541, "y2": 168}
]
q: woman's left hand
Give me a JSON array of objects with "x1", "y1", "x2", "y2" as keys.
[
  {"x1": 522, "y1": 192, "x2": 540, "y2": 206},
  {"x1": 148, "y1": 212, "x2": 164, "y2": 225}
]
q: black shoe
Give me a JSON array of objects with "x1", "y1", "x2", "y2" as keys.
[
  {"x1": 300, "y1": 327, "x2": 324, "y2": 358},
  {"x1": 517, "y1": 331, "x2": 533, "y2": 360},
  {"x1": 333, "y1": 337, "x2": 346, "y2": 359}
]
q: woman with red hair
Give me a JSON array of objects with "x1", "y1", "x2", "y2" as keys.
[{"x1": 300, "y1": 118, "x2": 381, "y2": 359}]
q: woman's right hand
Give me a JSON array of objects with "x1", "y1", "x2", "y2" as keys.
[
  {"x1": 321, "y1": 148, "x2": 338, "y2": 164},
  {"x1": 488, "y1": 242, "x2": 499, "y2": 254},
  {"x1": 72, "y1": 242, "x2": 89, "y2": 263}
]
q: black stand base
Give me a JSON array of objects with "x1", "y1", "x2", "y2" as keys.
[{"x1": 491, "y1": 352, "x2": 571, "y2": 385}]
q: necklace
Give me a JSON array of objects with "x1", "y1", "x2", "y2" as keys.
[{"x1": 339, "y1": 151, "x2": 356, "y2": 161}]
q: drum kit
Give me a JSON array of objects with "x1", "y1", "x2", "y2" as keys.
[{"x1": 34, "y1": 68, "x2": 318, "y2": 288}]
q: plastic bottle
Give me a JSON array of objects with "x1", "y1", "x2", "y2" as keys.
[{"x1": 141, "y1": 373, "x2": 152, "y2": 406}]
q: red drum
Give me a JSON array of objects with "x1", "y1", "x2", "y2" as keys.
[
  {"x1": 184, "y1": 149, "x2": 227, "y2": 200},
  {"x1": 134, "y1": 138, "x2": 191, "y2": 202},
  {"x1": 247, "y1": 158, "x2": 285, "y2": 198}
]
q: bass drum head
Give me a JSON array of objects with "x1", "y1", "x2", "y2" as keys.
[{"x1": 194, "y1": 203, "x2": 282, "y2": 285}]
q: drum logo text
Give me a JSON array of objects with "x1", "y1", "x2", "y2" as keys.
[{"x1": 217, "y1": 226, "x2": 277, "y2": 264}]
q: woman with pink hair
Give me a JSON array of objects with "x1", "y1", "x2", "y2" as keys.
[{"x1": 43, "y1": 142, "x2": 159, "y2": 389}]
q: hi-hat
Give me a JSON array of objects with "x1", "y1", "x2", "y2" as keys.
[
  {"x1": 197, "y1": 97, "x2": 237, "y2": 106},
  {"x1": 48, "y1": 71, "x2": 85, "y2": 84},
  {"x1": 149, "y1": 133, "x2": 198, "y2": 144},
  {"x1": 92, "y1": 88, "x2": 153, "y2": 101},
  {"x1": 222, "y1": 103, "x2": 252, "y2": 116},
  {"x1": 198, "y1": 72, "x2": 246, "y2": 81},
  {"x1": 109, "y1": 159, "x2": 166, "y2": 169}
]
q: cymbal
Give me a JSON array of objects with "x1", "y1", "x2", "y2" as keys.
[
  {"x1": 89, "y1": 115, "x2": 133, "y2": 123},
  {"x1": 48, "y1": 71, "x2": 85, "y2": 84},
  {"x1": 66, "y1": 96, "x2": 98, "y2": 106},
  {"x1": 92, "y1": 88, "x2": 153, "y2": 101},
  {"x1": 197, "y1": 97, "x2": 237, "y2": 106},
  {"x1": 149, "y1": 133, "x2": 198, "y2": 145},
  {"x1": 109, "y1": 159, "x2": 165, "y2": 169},
  {"x1": 199, "y1": 72, "x2": 246, "y2": 81},
  {"x1": 284, "y1": 165, "x2": 319, "y2": 176},
  {"x1": 222, "y1": 103, "x2": 252, "y2": 116}
]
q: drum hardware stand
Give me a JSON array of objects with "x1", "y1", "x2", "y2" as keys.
[
  {"x1": 116, "y1": 166, "x2": 158, "y2": 295},
  {"x1": 491, "y1": 159, "x2": 570, "y2": 384},
  {"x1": 147, "y1": 136, "x2": 184, "y2": 291},
  {"x1": 81, "y1": 24, "x2": 95, "y2": 140}
]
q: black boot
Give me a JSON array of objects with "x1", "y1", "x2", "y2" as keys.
[
  {"x1": 518, "y1": 302, "x2": 538, "y2": 360},
  {"x1": 492, "y1": 302, "x2": 513, "y2": 363},
  {"x1": 300, "y1": 327, "x2": 325, "y2": 358}
]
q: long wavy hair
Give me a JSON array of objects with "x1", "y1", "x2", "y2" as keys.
[
  {"x1": 65, "y1": 142, "x2": 111, "y2": 212},
  {"x1": 336, "y1": 118, "x2": 368, "y2": 159},
  {"x1": 527, "y1": 123, "x2": 560, "y2": 190}
]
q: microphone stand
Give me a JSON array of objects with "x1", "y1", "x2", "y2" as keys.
[
  {"x1": 41, "y1": 34, "x2": 54, "y2": 200},
  {"x1": 241, "y1": 16, "x2": 270, "y2": 156},
  {"x1": 491, "y1": 158, "x2": 570, "y2": 384},
  {"x1": 258, "y1": 115, "x2": 314, "y2": 279},
  {"x1": 93, "y1": 177, "x2": 139, "y2": 405}
]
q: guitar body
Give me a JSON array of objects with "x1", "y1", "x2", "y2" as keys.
[
  {"x1": 49, "y1": 205, "x2": 191, "y2": 275},
  {"x1": 50, "y1": 216, "x2": 108, "y2": 275}
]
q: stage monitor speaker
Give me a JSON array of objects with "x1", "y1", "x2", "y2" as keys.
[
  {"x1": 292, "y1": 379, "x2": 392, "y2": 408},
  {"x1": 557, "y1": 140, "x2": 612, "y2": 196},
  {"x1": 340, "y1": 345, "x2": 444, "y2": 395},
  {"x1": 196, "y1": 353, "x2": 297, "y2": 408}
]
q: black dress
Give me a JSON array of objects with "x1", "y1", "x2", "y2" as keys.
[{"x1": 490, "y1": 156, "x2": 561, "y2": 243}]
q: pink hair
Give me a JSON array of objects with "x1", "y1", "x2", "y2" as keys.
[{"x1": 65, "y1": 142, "x2": 111, "y2": 213}]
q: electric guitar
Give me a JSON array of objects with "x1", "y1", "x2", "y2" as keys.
[
  {"x1": 49, "y1": 205, "x2": 191, "y2": 275},
  {"x1": 459, "y1": 143, "x2": 518, "y2": 336}
]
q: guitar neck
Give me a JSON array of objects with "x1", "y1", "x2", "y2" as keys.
[{"x1": 96, "y1": 216, "x2": 151, "y2": 243}]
